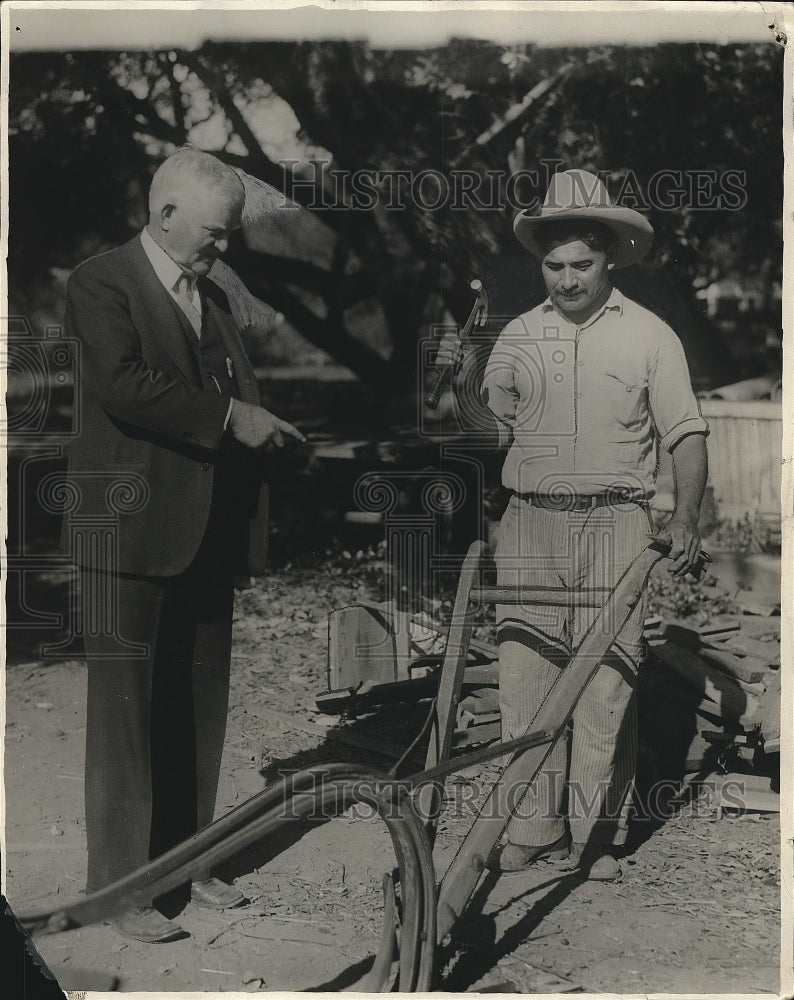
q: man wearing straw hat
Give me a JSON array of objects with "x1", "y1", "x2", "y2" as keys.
[
  {"x1": 64, "y1": 148, "x2": 304, "y2": 942},
  {"x1": 443, "y1": 168, "x2": 708, "y2": 880}
]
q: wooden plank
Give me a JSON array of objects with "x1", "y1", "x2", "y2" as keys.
[
  {"x1": 458, "y1": 710, "x2": 501, "y2": 729},
  {"x1": 417, "y1": 541, "x2": 486, "y2": 840},
  {"x1": 457, "y1": 688, "x2": 501, "y2": 718},
  {"x1": 461, "y1": 664, "x2": 499, "y2": 684},
  {"x1": 657, "y1": 621, "x2": 706, "y2": 649},
  {"x1": 469, "y1": 637, "x2": 499, "y2": 659},
  {"x1": 756, "y1": 674, "x2": 781, "y2": 745},
  {"x1": 394, "y1": 608, "x2": 412, "y2": 678},
  {"x1": 705, "y1": 634, "x2": 780, "y2": 662},
  {"x1": 656, "y1": 618, "x2": 743, "y2": 647},
  {"x1": 708, "y1": 772, "x2": 780, "y2": 813},
  {"x1": 651, "y1": 643, "x2": 766, "y2": 697},
  {"x1": 328, "y1": 603, "x2": 398, "y2": 689},
  {"x1": 693, "y1": 697, "x2": 761, "y2": 731},
  {"x1": 315, "y1": 663, "x2": 498, "y2": 714},
  {"x1": 727, "y1": 616, "x2": 780, "y2": 639},
  {"x1": 697, "y1": 648, "x2": 773, "y2": 685},
  {"x1": 316, "y1": 676, "x2": 437, "y2": 713},
  {"x1": 452, "y1": 720, "x2": 501, "y2": 749},
  {"x1": 644, "y1": 619, "x2": 743, "y2": 650},
  {"x1": 698, "y1": 618, "x2": 741, "y2": 636},
  {"x1": 327, "y1": 602, "x2": 499, "y2": 693},
  {"x1": 651, "y1": 646, "x2": 764, "y2": 728}
]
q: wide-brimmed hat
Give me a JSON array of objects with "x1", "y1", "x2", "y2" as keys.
[{"x1": 513, "y1": 169, "x2": 654, "y2": 268}]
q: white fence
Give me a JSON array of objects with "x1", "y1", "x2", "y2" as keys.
[{"x1": 698, "y1": 400, "x2": 782, "y2": 520}]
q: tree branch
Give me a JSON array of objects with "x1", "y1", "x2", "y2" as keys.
[
  {"x1": 107, "y1": 75, "x2": 185, "y2": 145},
  {"x1": 262, "y1": 283, "x2": 393, "y2": 389},
  {"x1": 159, "y1": 53, "x2": 186, "y2": 134},
  {"x1": 451, "y1": 63, "x2": 574, "y2": 167},
  {"x1": 176, "y1": 49, "x2": 379, "y2": 242}
]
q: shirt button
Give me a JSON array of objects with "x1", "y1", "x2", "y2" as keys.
[
  {"x1": 578, "y1": 361, "x2": 584, "y2": 368},
  {"x1": 202, "y1": 462, "x2": 210, "y2": 471}
]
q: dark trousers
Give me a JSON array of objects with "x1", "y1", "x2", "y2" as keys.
[{"x1": 82, "y1": 549, "x2": 234, "y2": 898}]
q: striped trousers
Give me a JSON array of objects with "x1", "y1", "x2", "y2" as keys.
[{"x1": 494, "y1": 495, "x2": 651, "y2": 848}]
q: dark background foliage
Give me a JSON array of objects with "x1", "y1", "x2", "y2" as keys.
[{"x1": 9, "y1": 40, "x2": 783, "y2": 396}]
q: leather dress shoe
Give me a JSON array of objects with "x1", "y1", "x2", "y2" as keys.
[
  {"x1": 486, "y1": 833, "x2": 570, "y2": 872},
  {"x1": 560, "y1": 842, "x2": 622, "y2": 881},
  {"x1": 191, "y1": 877, "x2": 246, "y2": 909},
  {"x1": 107, "y1": 906, "x2": 186, "y2": 943}
]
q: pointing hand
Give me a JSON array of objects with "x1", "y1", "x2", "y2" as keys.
[{"x1": 229, "y1": 399, "x2": 306, "y2": 450}]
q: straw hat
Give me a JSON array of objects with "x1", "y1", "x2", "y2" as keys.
[{"x1": 513, "y1": 169, "x2": 654, "y2": 268}]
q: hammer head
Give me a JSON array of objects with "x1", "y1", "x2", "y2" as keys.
[{"x1": 469, "y1": 278, "x2": 490, "y2": 328}]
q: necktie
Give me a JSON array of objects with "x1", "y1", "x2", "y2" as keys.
[{"x1": 173, "y1": 272, "x2": 203, "y2": 338}]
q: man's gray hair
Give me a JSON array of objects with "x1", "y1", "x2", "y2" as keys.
[{"x1": 149, "y1": 149, "x2": 245, "y2": 214}]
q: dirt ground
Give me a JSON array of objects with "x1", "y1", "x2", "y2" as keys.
[{"x1": 4, "y1": 563, "x2": 783, "y2": 995}]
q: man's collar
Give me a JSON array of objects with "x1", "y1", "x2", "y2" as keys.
[
  {"x1": 140, "y1": 226, "x2": 192, "y2": 291},
  {"x1": 541, "y1": 285, "x2": 624, "y2": 325}
]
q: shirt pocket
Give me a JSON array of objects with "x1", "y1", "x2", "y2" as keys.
[{"x1": 602, "y1": 370, "x2": 648, "y2": 426}]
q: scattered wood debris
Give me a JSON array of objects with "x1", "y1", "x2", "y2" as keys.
[
  {"x1": 315, "y1": 597, "x2": 781, "y2": 810},
  {"x1": 642, "y1": 613, "x2": 780, "y2": 761}
]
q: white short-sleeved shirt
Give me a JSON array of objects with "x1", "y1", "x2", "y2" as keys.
[{"x1": 482, "y1": 287, "x2": 708, "y2": 497}]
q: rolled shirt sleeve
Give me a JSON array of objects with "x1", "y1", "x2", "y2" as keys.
[{"x1": 648, "y1": 324, "x2": 709, "y2": 452}]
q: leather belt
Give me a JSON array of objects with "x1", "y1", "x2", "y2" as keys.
[{"x1": 511, "y1": 491, "x2": 649, "y2": 512}]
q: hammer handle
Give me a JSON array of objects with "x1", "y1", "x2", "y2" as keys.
[
  {"x1": 425, "y1": 365, "x2": 453, "y2": 410},
  {"x1": 425, "y1": 279, "x2": 485, "y2": 410}
]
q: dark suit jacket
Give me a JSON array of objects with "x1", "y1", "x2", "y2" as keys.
[{"x1": 63, "y1": 234, "x2": 269, "y2": 577}]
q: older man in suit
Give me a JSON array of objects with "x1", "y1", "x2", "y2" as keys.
[{"x1": 64, "y1": 149, "x2": 304, "y2": 942}]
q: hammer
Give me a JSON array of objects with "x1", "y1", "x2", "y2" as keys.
[{"x1": 425, "y1": 279, "x2": 489, "y2": 410}]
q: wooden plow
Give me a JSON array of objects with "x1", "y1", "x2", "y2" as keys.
[{"x1": 18, "y1": 537, "x2": 707, "y2": 991}]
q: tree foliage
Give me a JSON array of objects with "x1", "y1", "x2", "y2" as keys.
[{"x1": 9, "y1": 40, "x2": 783, "y2": 392}]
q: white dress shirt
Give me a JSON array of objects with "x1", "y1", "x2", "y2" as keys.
[
  {"x1": 140, "y1": 227, "x2": 233, "y2": 426},
  {"x1": 140, "y1": 226, "x2": 203, "y2": 336}
]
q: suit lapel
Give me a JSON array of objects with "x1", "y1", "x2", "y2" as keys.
[
  {"x1": 123, "y1": 236, "x2": 202, "y2": 386},
  {"x1": 200, "y1": 279, "x2": 260, "y2": 406}
]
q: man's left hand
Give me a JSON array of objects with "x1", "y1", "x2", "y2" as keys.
[{"x1": 656, "y1": 516, "x2": 702, "y2": 578}]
